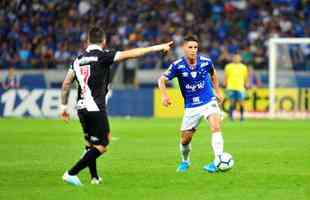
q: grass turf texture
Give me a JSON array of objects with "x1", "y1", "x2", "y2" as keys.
[{"x1": 0, "y1": 118, "x2": 309, "y2": 200}]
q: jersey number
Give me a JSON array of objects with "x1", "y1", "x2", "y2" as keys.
[{"x1": 80, "y1": 65, "x2": 90, "y2": 96}]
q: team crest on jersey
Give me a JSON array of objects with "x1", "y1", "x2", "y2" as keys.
[
  {"x1": 182, "y1": 72, "x2": 188, "y2": 77},
  {"x1": 190, "y1": 71, "x2": 197, "y2": 78}
]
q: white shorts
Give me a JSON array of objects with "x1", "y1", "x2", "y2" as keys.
[{"x1": 180, "y1": 100, "x2": 221, "y2": 131}]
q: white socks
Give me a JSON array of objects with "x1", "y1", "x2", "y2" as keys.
[
  {"x1": 211, "y1": 132, "x2": 224, "y2": 159},
  {"x1": 179, "y1": 132, "x2": 224, "y2": 163},
  {"x1": 180, "y1": 143, "x2": 191, "y2": 163}
]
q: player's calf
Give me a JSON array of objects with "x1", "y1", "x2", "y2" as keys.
[
  {"x1": 67, "y1": 146, "x2": 103, "y2": 178},
  {"x1": 181, "y1": 131, "x2": 194, "y2": 144},
  {"x1": 179, "y1": 131, "x2": 194, "y2": 164}
]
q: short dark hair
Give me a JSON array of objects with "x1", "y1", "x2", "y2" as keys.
[
  {"x1": 183, "y1": 34, "x2": 199, "y2": 43},
  {"x1": 88, "y1": 26, "x2": 106, "y2": 44}
]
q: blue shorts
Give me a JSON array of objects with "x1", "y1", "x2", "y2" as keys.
[{"x1": 226, "y1": 90, "x2": 245, "y2": 101}]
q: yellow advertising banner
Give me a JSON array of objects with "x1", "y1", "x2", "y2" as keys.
[{"x1": 154, "y1": 88, "x2": 310, "y2": 118}]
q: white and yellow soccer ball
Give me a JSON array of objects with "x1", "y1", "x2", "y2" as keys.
[{"x1": 214, "y1": 152, "x2": 234, "y2": 171}]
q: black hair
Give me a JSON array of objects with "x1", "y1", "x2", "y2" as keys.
[
  {"x1": 88, "y1": 26, "x2": 106, "y2": 44},
  {"x1": 183, "y1": 34, "x2": 199, "y2": 43}
]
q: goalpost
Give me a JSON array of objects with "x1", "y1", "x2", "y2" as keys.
[{"x1": 268, "y1": 37, "x2": 310, "y2": 119}]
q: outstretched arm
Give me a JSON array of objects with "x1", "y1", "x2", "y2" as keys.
[
  {"x1": 210, "y1": 66, "x2": 224, "y2": 104},
  {"x1": 158, "y1": 76, "x2": 172, "y2": 107},
  {"x1": 114, "y1": 41, "x2": 173, "y2": 62},
  {"x1": 60, "y1": 69, "x2": 75, "y2": 122}
]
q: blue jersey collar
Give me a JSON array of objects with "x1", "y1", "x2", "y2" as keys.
[{"x1": 183, "y1": 55, "x2": 200, "y2": 70}]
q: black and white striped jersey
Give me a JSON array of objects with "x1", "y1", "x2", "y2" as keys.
[{"x1": 70, "y1": 44, "x2": 116, "y2": 111}]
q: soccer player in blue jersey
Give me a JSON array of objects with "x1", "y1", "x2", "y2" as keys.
[{"x1": 158, "y1": 35, "x2": 225, "y2": 173}]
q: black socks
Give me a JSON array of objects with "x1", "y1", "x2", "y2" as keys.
[
  {"x1": 85, "y1": 146, "x2": 99, "y2": 179},
  {"x1": 69, "y1": 147, "x2": 101, "y2": 176},
  {"x1": 240, "y1": 105, "x2": 244, "y2": 120}
]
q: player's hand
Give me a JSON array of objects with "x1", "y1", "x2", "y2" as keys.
[
  {"x1": 59, "y1": 105, "x2": 70, "y2": 123},
  {"x1": 162, "y1": 41, "x2": 173, "y2": 53},
  {"x1": 215, "y1": 90, "x2": 224, "y2": 104},
  {"x1": 161, "y1": 95, "x2": 172, "y2": 107},
  {"x1": 60, "y1": 111, "x2": 70, "y2": 123}
]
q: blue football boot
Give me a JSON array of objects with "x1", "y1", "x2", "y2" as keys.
[
  {"x1": 176, "y1": 161, "x2": 190, "y2": 172},
  {"x1": 203, "y1": 162, "x2": 218, "y2": 173}
]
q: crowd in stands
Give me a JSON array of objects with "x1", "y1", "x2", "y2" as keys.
[{"x1": 1, "y1": 0, "x2": 309, "y2": 70}]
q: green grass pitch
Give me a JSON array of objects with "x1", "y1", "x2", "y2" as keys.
[{"x1": 0, "y1": 118, "x2": 309, "y2": 200}]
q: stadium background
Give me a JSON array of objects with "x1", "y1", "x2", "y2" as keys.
[
  {"x1": 1, "y1": 1, "x2": 310, "y2": 200},
  {"x1": 0, "y1": 0, "x2": 309, "y2": 118}
]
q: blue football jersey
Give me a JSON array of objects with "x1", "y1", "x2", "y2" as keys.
[{"x1": 164, "y1": 55, "x2": 216, "y2": 108}]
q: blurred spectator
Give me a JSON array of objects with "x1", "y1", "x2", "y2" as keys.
[
  {"x1": 121, "y1": 43, "x2": 139, "y2": 87},
  {"x1": 54, "y1": 43, "x2": 71, "y2": 69},
  {"x1": 123, "y1": 58, "x2": 139, "y2": 88},
  {"x1": 2, "y1": 66, "x2": 20, "y2": 89},
  {"x1": 18, "y1": 42, "x2": 32, "y2": 68},
  {"x1": 42, "y1": 48, "x2": 55, "y2": 69},
  {"x1": 248, "y1": 65, "x2": 262, "y2": 88}
]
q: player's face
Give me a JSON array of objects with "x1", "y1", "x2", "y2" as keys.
[
  {"x1": 183, "y1": 41, "x2": 198, "y2": 60},
  {"x1": 233, "y1": 54, "x2": 241, "y2": 63},
  {"x1": 101, "y1": 38, "x2": 107, "y2": 48}
]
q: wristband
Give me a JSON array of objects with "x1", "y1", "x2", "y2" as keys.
[{"x1": 60, "y1": 104, "x2": 68, "y2": 112}]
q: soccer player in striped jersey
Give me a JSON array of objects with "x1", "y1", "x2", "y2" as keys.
[
  {"x1": 60, "y1": 26, "x2": 172, "y2": 186},
  {"x1": 158, "y1": 35, "x2": 225, "y2": 173}
]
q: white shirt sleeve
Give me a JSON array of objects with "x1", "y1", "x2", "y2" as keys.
[{"x1": 113, "y1": 51, "x2": 122, "y2": 62}]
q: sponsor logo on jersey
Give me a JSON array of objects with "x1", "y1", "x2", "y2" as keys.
[
  {"x1": 185, "y1": 81, "x2": 205, "y2": 91},
  {"x1": 90, "y1": 136, "x2": 99, "y2": 142},
  {"x1": 192, "y1": 97, "x2": 201, "y2": 104},
  {"x1": 76, "y1": 99, "x2": 86, "y2": 109},
  {"x1": 79, "y1": 56, "x2": 98, "y2": 65}
]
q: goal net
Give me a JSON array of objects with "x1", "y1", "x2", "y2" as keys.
[{"x1": 268, "y1": 38, "x2": 310, "y2": 119}]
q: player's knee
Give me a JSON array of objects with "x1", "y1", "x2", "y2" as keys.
[
  {"x1": 181, "y1": 138, "x2": 191, "y2": 145},
  {"x1": 211, "y1": 125, "x2": 221, "y2": 133},
  {"x1": 181, "y1": 131, "x2": 193, "y2": 144}
]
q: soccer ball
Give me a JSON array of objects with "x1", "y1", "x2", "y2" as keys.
[{"x1": 214, "y1": 152, "x2": 234, "y2": 171}]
